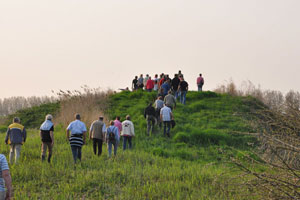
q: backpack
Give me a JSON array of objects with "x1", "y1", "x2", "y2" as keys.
[{"x1": 108, "y1": 127, "x2": 116, "y2": 142}]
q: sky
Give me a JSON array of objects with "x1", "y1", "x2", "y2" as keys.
[{"x1": 0, "y1": 0, "x2": 299, "y2": 98}]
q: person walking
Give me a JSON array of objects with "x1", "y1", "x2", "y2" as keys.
[
  {"x1": 5, "y1": 117, "x2": 26, "y2": 164},
  {"x1": 143, "y1": 74, "x2": 149, "y2": 90},
  {"x1": 89, "y1": 116, "x2": 106, "y2": 156},
  {"x1": 40, "y1": 114, "x2": 54, "y2": 163},
  {"x1": 0, "y1": 154, "x2": 12, "y2": 200},
  {"x1": 161, "y1": 79, "x2": 171, "y2": 97},
  {"x1": 155, "y1": 96, "x2": 164, "y2": 129},
  {"x1": 132, "y1": 76, "x2": 138, "y2": 91},
  {"x1": 197, "y1": 73, "x2": 204, "y2": 92},
  {"x1": 144, "y1": 103, "x2": 156, "y2": 136},
  {"x1": 171, "y1": 74, "x2": 180, "y2": 99},
  {"x1": 106, "y1": 121, "x2": 120, "y2": 158},
  {"x1": 66, "y1": 114, "x2": 87, "y2": 164},
  {"x1": 160, "y1": 104, "x2": 173, "y2": 137},
  {"x1": 146, "y1": 77, "x2": 154, "y2": 92},
  {"x1": 137, "y1": 74, "x2": 144, "y2": 90},
  {"x1": 164, "y1": 90, "x2": 176, "y2": 110},
  {"x1": 178, "y1": 78, "x2": 189, "y2": 105},
  {"x1": 114, "y1": 116, "x2": 122, "y2": 137},
  {"x1": 121, "y1": 115, "x2": 135, "y2": 150}
]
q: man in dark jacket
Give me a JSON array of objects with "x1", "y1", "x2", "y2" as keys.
[
  {"x1": 5, "y1": 117, "x2": 26, "y2": 164},
  {"x1": 171, "y1": 74, "x2": 180, "y2": 99},
  {"x1": 144, "y1": 103, "x2": 156, "y2": 136}
]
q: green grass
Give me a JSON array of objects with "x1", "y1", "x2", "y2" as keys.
[{"x1": 0, "y1": 91, "x2": 264, "y2": 199}]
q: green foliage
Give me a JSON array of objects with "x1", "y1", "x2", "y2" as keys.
[
  {"x1": 5, "y1": 102, "x2": 60, "y2": 129},
  {"x1": 0, "y1": 125, "x2": 7, "y2": 133}
]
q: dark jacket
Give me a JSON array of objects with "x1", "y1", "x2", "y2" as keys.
[
  {"x1": 5, "y1": 123, "x2": 26, "y2": 144},
  {"x1": 144, "y1": 105, "x2": 156, "y2": 118}
]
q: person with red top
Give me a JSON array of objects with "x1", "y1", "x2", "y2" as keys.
[
  {"x1": 158, "y1": 74, "x2": 165, "y2": 88},
  {"x1": 197, "y1": 73, "x2": 204, "y2": 92},
  {"x1": 114, "y1": 116, "x2": 122, "y2": 137},
  {"x1": 146, "y1": 77, "x2": 154, "y2": 92}
]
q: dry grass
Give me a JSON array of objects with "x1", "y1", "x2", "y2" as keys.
[{"x1": 54, "y1": 85, "x2": 114, "y2": 128}]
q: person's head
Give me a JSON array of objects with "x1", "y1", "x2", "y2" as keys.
[
  {"x1": 159, "y1": 96, "x2": 163, "y2": 100},
  {"x1": 168, "y1": 90, "x2": 172, "y2": 94},
  {"x1": 178, "y1": 70, "x2": 182, "y2": 74},
  {"x1": 155, "y1": 74, "x2": 158, "y2": 78},
  {"x1": 116, "y1": 116, "x2": 120, "y2": 121},
  {"x1": 174, "y1": 74, "x2": 178, "y2": 77},
  {"x1": 135, "y1": 76, "x2": 138, "y2": 79},
  {"x1": 110, "y1": 120, "x2": 114, "y2": 126},
  {"x1": 13, "y1": 117, "x2": 20, "y2": 123},
  {"x1": 75, "y1": 113, "x2": 81, "y2": 120},
  {"x1": 140, "y1": 74, "x2": 143, "y2": 77},
  {"x1": 149, "y1": 76, "x2": 151, "y2": 80},
  {"x1": 146, "y1": 74, "x2": 149, "y2": 77},
  {"x1": 99, "y1": 116, "x2": 104, "y2": 121},
  {"x1": 126, "y1": 115, "x2": 131, "y2": 120},
  {"x1": 200, "y1": 73, "x2": 202, "y2": 77},
  {"x1": 46, "y1": 114, "x2": 53, "y2": 121}
]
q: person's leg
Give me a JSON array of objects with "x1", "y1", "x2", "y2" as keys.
[
  {"x1": 166, "y1": 121, "x2": 171, "y2": 137},
  {"x1": 180, "y1": 91, "x2": 183, "y2": 104},
  {"x1": 41, "y1": 142, "x2": 47, "y2": 161},
  {"x1": 77, "y1": 146, "x2": 82, "y2": 161},
  {"x1": 98, "y1": 139, "x2": 103, "y2": 156},
  {"x1": 9, "y1": 144, "x2": 15, "y2": 164},
  {"x1": 128, "y1": 137, "x2": 132, "y2": 149},
  {"x1": 92, "y1": 138, "x2": 97, "y2": 155},
  {"x1": 151, "y1": 117, "x2": 155, "y2": 135},
  {"x1": 183, "y1": 91, "x2": 187, "y2": 105},
  {"x1": 163, "y1": 121, "x2": 167, "y2": 136},
  {"x1": 123, "y1": 136, "x2": 127, "y2": 151},
  {"x1": 48, "y1": 142, "x2": 52, "y2": 163},
  {"x1": 197, "y1": 84, "x2": 200, "y2": 92},
  {"x1": 15, "y1": 144, "x2": 22, "y2": 164},
  {"x1": 108, "y1": 142, "x2": 112, "y2": 157},
  {"x1": 71, "y1": 146, "x2": 78, "y2": 164},
  {"x1": 113, "y1": 142, "x2": 118, "y2": 156},
  {"x1": 147, "y1": 118, "x2": 151, "y2": 136}
]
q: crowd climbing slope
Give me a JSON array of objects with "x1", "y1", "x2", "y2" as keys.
[{"x1": 0, "y1": 90, "x2": 262, "y2": 199}]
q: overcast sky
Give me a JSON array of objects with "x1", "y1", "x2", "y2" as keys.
[{"x1": 0, "y1": 0, "x2": 299, "y2": 98}]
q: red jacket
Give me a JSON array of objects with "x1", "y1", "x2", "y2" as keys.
[{"x1": 146, "y1": 79, "x2": 154, "y2": 89}]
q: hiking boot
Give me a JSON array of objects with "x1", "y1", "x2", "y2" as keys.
[
  {"x1": 48, "y1": 154, "x2": 52, "y2": 163},
  {"x1": 41, "y1": 155, "x2": 45, "y2": 162}
]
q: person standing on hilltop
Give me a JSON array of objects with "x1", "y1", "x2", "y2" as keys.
[
  {"x1": 137, "y1": 74, "x2": 144, "y2": 90},
  {"x1": 106, "y1": 121, "x2": 120, "y2": 158},
  {"x1": 132, "y1": 76, "x2": 138, "y2": 91},
  {"x1": 89, "y1": 116, "x2": 106, "y2": 156},
  {"x1": 197, "y1": 73, "x2": 204, "y2": 92},
  {"x1": 146, "y1": 76, "x2": 154, "y2": 92},
  {"x1": 121, "y1": 115, "x2": 135, "y2": 150},
  {"x1": 5, "y1": 117, "x2": 26, "y2": 164},
  {"x1": 144, "y1": 102, "x2": 156, "y2": 136},
  {"x1": 171, "y1": 74, "x2": 180, "y2": 100},
  {"x1": 66, "y1": 114, "x2": 87, "y2": 164},
  {"x1": 178, "y1": 77, "x2": 189, "y2": 105},
  {"x1": 40, "y1": 114, "x2": 54, "y2": 163},
  {"x1": 160, "y1": 104, "x2": 173, "y2": 137},
  {"x1": 0, "y1": 154, "x2": 12, "y2": 200},
  {"x1": 143, "y1": 74, "x2": 149, "y2": 90}
]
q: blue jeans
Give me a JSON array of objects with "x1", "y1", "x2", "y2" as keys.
[
  {"x1": 123, "y1": 136, "x2": 132, "y2": 150},
  {"x1": 180, "y1": 91, "x2": 187, "y2": 105},
  {"x1": 174, "y1": 91, "x2": 179, "y2": 100},
  {"x1": 107, "y1": 141, "x2": 118, "y2": 157},
  {"x1": 163, "y1": 121, "x2": 171, "y2": 137},
  {"x1": 71, "y1": 146, "x2": 82, "y2": 163},
  {"x1": 198, "y1": 84, "x2": 203, "y2": 92}
]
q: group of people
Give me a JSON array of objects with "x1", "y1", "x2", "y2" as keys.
[{"x1": 132, "y1": 70, "x2": 205, "y2": 105}]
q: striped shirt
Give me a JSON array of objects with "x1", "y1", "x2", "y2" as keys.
[
  {"x1": 0, "y1": 154, "x2": 9, "y2": 191},
  {"x1": 67, "y1": 120, "x2": 87, "y2": 147}
]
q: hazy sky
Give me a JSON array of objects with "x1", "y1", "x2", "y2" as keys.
[{"x1": 0, "y1": 0, "x2": 299, "y2": 98}]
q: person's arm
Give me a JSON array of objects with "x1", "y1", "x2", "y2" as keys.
[
  {"x1": 66, "y1": 129, "x2": 70, "y2": 141},
  {"x1": 131, "y1": 122, "x2": 135, "y2": 137},
  {"x1": 5, "y1": 129, "x2": 10, "y2": 145},
  {"x1": 50, "y1": 131, "x2": 54, "y2": 146},
  {"x1": 170, "y1": 112, "x2": 174, "y2": 120},
  {"x1": 2, "y1": 170, "x2": 12, "y2": 200},
  {"x1": 89, "y1": 123, "x2": 93, "y2": 140}
]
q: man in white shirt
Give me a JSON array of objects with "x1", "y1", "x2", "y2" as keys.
[
  {"x1": 121, "y1": 115, "x2": 135, "y2": 150},
  {"x1": 160, "y1": 105, "x2": 173, "y2": 137}
]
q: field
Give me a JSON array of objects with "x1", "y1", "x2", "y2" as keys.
[{"x1": 0, "y1": 91, "x2": 263, "y2": 199}]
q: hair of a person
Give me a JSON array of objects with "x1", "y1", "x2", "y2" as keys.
[
  {"x1": 110, "y1": 120, "x2": 114, "y2": 125},
  {"x1": 46, "y1": 114, "x2": 53, "y2": 121},
  {"x1": 126, "y1": 115, "x2": 131, "y2": 120},
  {"x1": 99, "y1": 116, "x2": 104, "y2": 120},
  {"x1": 116, "y1": 116, "x2": 120, "y2": 120},
  {"x1": 200, "y1": 73, "x2": 202, "y2": 76},
  {"x1": 168, "y1": 90, "x2": 172, "y2": 94},
  {"x1": 75, "y1": 113, "x2": 81, "y2": 120},
  {"x1": 148, "y1": 102, "x2": 152, "y2": 106},
  {"x1": 135, "y1": 76, "x2": 138, "y2": 79},
  {"x1": 159, "y1": 96, "x2": 163, "y2": 100},
  {"x1": 13, "y1": 117, "x2": 20, "y2": 123}
]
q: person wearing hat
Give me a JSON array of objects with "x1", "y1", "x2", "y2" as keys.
[
  {"x1": 5, "y1": 117, "x2": 26, "y2": 164},
  {"x1": 66, "y1": 114, "x2": 87, "y2": 164},
  {"x1": 89, "y1": 116, "x2": 106, "y2": 156},
  {"x1": 40, "y1": 114, "x2": 54, "y2": 163}
]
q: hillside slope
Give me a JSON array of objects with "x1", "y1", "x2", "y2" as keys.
[{"x1": 0, "y1": 91, "x2": 262, "y2": 199}]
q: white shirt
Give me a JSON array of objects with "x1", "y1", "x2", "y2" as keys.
[
  {"x1": 160, "y1": 106, "x2": 172, "y2": 121},
  {"x1": 121, "y1": 120, "x2": 135, "y2": 136}
]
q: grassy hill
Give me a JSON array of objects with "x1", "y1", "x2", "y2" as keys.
[{"x1": 0, "y1": 91, "x2": 263, "y2": 199}]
